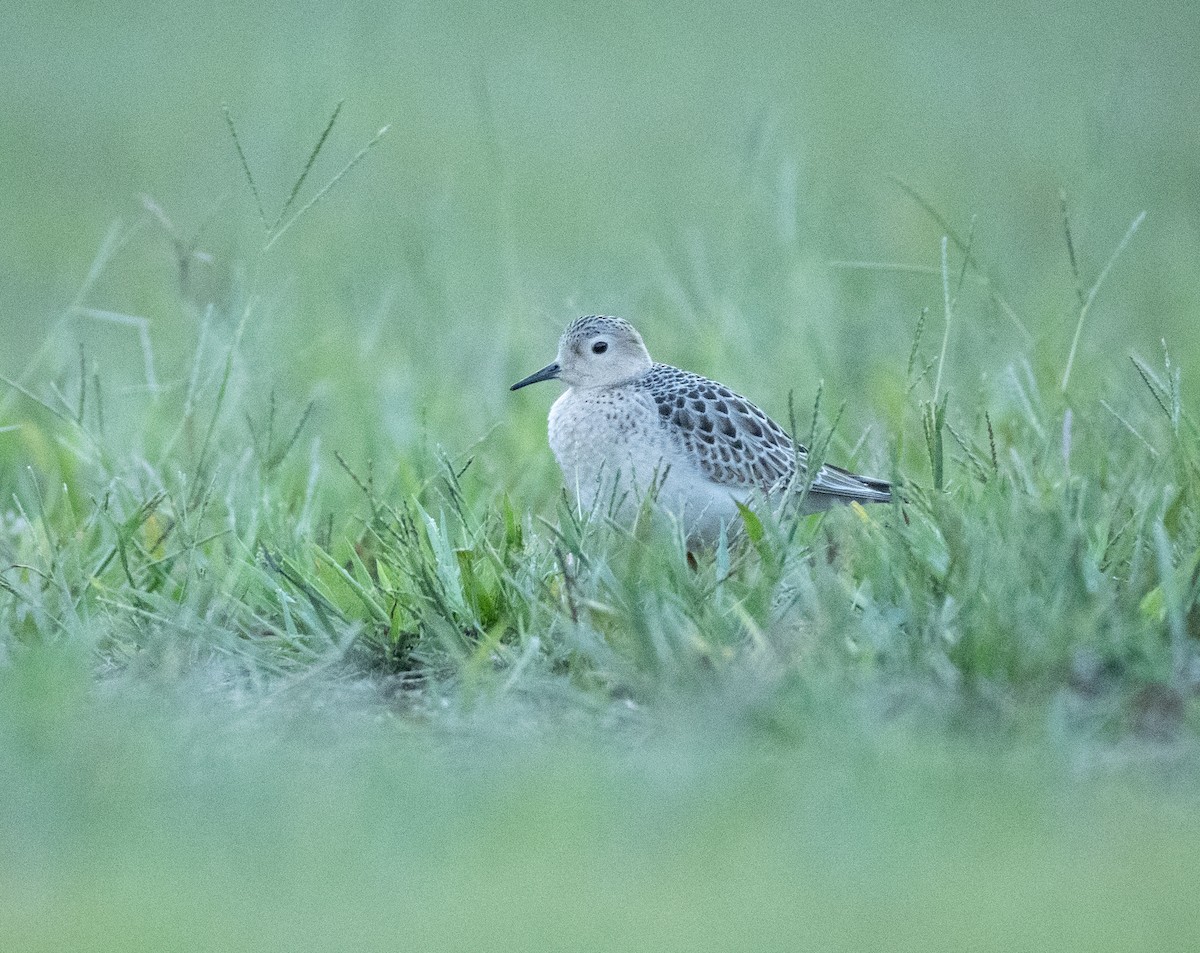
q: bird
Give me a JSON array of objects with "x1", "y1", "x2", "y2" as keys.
[{"x1": 510, "y1": 316, "x2": 891, "y2": 544}]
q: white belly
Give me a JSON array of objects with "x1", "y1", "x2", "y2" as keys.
[{"x1": 548, "y1": 387, "x2": 744, "y2": 542}]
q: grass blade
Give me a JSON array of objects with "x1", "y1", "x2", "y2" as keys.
[
  {"x1": 271, "y1": 100, "x2": 345, "y2": 232},
  {"x1": 890, "y1": 176, "x2": 1030, "y2": 341},
  {"x1": 264, "y1": 124, "x2": 392, "y2": 253},
  {"x1": 222, "y1": 102, "x2": 268, "y2": 229},
  {"x1": 1061, "y1": 210, "x2": 1146, "y2": 394},
  {"x1": 934, "y1": 236, "x2": 952, "y2": 403}
]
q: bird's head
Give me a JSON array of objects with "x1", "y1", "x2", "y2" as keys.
[{"x1": 511, "y1": 316, "x2": 652, "y2": 391}]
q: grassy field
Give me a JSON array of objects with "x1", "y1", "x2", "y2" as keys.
[{"x1": 2, "y1": 0, "x2": 1200, "y2": 949}]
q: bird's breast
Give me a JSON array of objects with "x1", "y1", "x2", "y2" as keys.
[
  {"x1": 546, "y1": 384, "x2": 746, "y2": 542},
  {"x1": 548, "y1": 387, "x2": 668, "y2": 488}
]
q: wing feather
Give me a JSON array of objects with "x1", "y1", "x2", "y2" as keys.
[{"x1": 636, "y1": 364, "x2": 890, "y2": 503}]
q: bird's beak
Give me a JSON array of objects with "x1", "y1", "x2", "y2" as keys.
[{"x1": 510, "y1": 362, "x2": 561, "y2": 391}]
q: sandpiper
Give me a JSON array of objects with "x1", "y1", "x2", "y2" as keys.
[{"x1": 511, "y1": 316, "x2": 891, "y2": 543}]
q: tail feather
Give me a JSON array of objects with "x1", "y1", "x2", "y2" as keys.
[{"x1": 809, "y1": 462, "x2": 892, "y2": 504}]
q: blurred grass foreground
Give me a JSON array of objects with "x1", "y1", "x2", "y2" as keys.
[{"x1": 2, "y1": 0, "x2": 1200, "y2": 950}]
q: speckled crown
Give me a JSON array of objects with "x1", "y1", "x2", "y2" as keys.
[{"x1": 561, "y1": 315, "x2": 639, "y2": 341}]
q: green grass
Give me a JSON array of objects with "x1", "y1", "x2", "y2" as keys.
[{"x1": 3, "y1": 0, "x2": 1200, "y2": 949}]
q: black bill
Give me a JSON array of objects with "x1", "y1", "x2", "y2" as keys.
[{"x1": 510, "y1": 362, "x2": 561, "y2": 391}]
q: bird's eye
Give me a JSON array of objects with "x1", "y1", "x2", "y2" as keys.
[{"x1": 592, "y1": 341, "x2": 608, "y2": 354}]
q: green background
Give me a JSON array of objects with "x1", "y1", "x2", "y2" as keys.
[{"x1": 4, "y1": 0, "x2": 1198, "y2": 466}]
